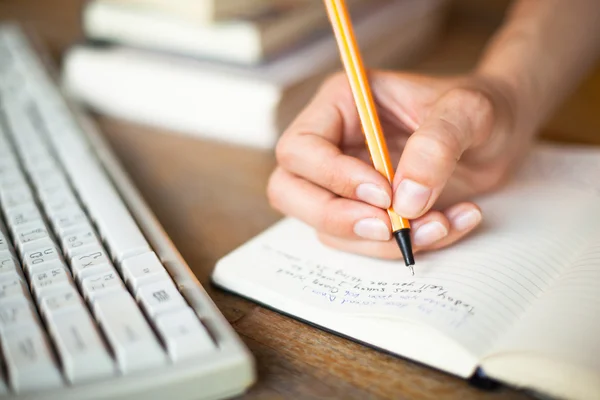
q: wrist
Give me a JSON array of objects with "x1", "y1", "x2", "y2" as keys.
[{"x1": 469, "y1": 68, "x2": 539, "y2": 141}]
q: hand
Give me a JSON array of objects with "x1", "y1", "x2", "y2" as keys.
[{"x1": 267, "y1": 71, "x2": 530, "y2": 259}]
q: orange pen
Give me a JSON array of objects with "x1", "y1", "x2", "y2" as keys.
[{"x1": 323, "y1": 0, "x2": 415, "y2": 273}]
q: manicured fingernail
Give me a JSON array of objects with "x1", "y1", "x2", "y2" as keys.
[
  {"x1": 452, "y1": 209, "x2": 482, "y2": 231},
  {"x1": 353, "y1": 218, "x2": 391, "y2": 241},
  {"x1": 356, "y1": 183, "x2": 391, "y2": 208},
  {"x1": 393, "y1": 179, "x2": 432, "y2": 217},
  {"x1": 413, "y1": 221, "x2": 448, "y2": 247}
]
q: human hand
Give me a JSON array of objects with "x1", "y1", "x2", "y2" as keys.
[{"x1": 267, "y1": 71, "x2": 531, "y2": 259}]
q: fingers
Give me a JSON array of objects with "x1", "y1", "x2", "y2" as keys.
[
  {"x1": 267, "y1": 167, "x2": 391, "y2": 241},
  {"x1": 416, "y1": 202, "x2": 482, "y2": 251},
  {"x1": 317, "y1": 202, "x2": 482, "y2": 260},
  {"x1": 393, "y1": 87, "x2": 495, "y2": 219},
  {"x1": 276, "y1": 74, "x2": 393, "y2": 209}
]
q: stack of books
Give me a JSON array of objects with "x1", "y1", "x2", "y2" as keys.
[{"x1": 62, "y1": 0, "x2": 448, "y2": 148}]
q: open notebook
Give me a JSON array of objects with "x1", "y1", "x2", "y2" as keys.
[{"x1": 212, "y1": 143, "x2": 600, "y2": 400}]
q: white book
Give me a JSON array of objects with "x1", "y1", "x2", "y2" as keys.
[
  {"x1": 84, "y1": 0, "x2": 368, "y2": 64},
  {"x1": 101, "y1": 0, "x2": 274, "y2": 23},
  {"x1": 213, "y1": 143, "x2": 600, "y2": 400},
  {"x1": 62, "y1": 0, "x2": 445, "y2": 148}
]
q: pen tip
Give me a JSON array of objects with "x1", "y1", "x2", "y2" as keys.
[{"x1": 393, "y1": 228, "x2": 415, "y2": 267}]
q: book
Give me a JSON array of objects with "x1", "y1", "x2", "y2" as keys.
[
  {"x1": 83, "y1": 0, "x2": 369, "y2": 64},
  {"x1": 62, "y1": 0, "x2": 446, "y2": 148},
  {"x1": 101, "y1": 0, "x2": 275, "y2": 23},
  {"x1": 212, "y1": 143, "x2": 600, "y2": 400}
]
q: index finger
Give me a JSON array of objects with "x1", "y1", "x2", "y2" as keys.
[{"x1": 276, "y1": 74, "x2": 393, "y2": 209}]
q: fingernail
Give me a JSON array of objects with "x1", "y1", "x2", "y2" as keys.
[
  {"x1": 356, "y1": 183, "x2": 391, "y2": 208},
  {"x1": 393, "y1": 179, "x2": 432, "y2": 217},
  {"x1": 413, "y1": 221, "x2": 448, "y2": 247},
  {"x1": 353, "y1": 218, "x2": 391, "y2": 241},
  {"x1": 452, "y1": 209, "x2": 482, "y2": 231}
]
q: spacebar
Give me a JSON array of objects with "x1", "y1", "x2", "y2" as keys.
[{"x1": 62, "y1": 153, "x2": 150, "y2": 262}]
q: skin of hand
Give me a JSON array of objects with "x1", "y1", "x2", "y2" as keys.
[
  {"x1": 267, "y1": 0, "x2": 600, "y2": 260},
  {"x1": 267, "y1": 71, "x2": 527, "y2": 259}
]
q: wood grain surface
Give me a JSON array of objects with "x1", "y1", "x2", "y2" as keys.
[{"x1": 2, "y1": 0, "x2": 599, "y2": 398}]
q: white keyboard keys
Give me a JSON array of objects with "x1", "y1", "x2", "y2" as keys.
[
  {"x1": 0, "y1": 229, "x2": 10, "y2": 252},
  {"x1": 65, "y1": 156, "x2": 150, "y2": 261},
  {"x1": 47, "y1": 308, "x2": 115, "y2": 384},
  {"x1": 50, "y1": 205, "x2": 88, "y2": 236},
  {"x1": 30, "y1": 266, "x2": 72, "y2": 301},
  {"x1": 0, "y1": 169, "x2": 26, "y2": 191},
  {"x1": 2, "y1": 326, "x2": 63, "y2": 392},
  {"x1": 70, "y1": 245, "x2": 113, "y2": 282},
  {"x1": 5, "y1": 204, "x2": 43, "y2": 233},
  {"x1": 40, "y1": 288, "x2": 84, "y2": 318},
  {"x1": 23, "y1": 245, "x2": 62, "y2": 275},
  {"x1": 13, "y1": 223, "x2": 53, "y2": 257},
  {"x1": 81, "y1": 270, "x2": 125, "y2": 303},
  {"x1": 93, "y1": 291, "x2": 166, "y2": 373},
  {"x1": 136, "y1": 280, "x2": 186, "y2": 318},
  {"x1": 0, "y1": 301, "x2": 38, "y2": 333},
  {"x1": 0, "y1": 253, "x2": 22, "y2": 280},
  {"x1": 42, "y1": 189, "x2": 78, "y2": 213},
  {"x1": 154, "y1": 307, "x2": 215, "y2": 362},
  {"x1": 25, "y1": 259, "x2": 66, "y2": 281},
  {"x1": 0, "y1": 278, "x2": 28, "y2": 302},
  {"x1": 62, "y1": 227, "x2": 97, "y2": 260},
  {"x1": 0, "y1": 185, "x2": 33, "y2": 210},
  {"x1": 122, "y1": 252, "x2": 170, "y2": 294}
]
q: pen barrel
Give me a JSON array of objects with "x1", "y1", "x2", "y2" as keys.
[
  {"x1": 325, "y1": 0, "x2": 410, "y2": 233},
  {"x1": 388, "y1": 209, "x2": 410, "y2": 232},
  {"x1": 324, "y1": 0, "x2": 396, "y2": 183}
]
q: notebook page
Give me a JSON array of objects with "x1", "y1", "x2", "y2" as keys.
[
  {"x1": 483, "y1": 234, "x2": 600, "y2": 371},
  {"x1": 213, "y1": 144, "x2": 600, "y2": 360}
]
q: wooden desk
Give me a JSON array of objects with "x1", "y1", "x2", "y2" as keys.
[{"x1": 2, "y1": 1, "x2": 599, "y2": 399}]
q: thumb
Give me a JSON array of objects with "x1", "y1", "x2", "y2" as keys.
[{"x1": 392, "y1": 87, "x2": 494, "y2": 218}]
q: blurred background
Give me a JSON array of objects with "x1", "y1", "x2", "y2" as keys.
[{"x1": 1, "y1": 0, "x2": 599, "y2": 149}]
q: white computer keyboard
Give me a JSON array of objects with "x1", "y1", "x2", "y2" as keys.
[{"x1": 0, "y1": 24, "x2": 254, "y2": 399}]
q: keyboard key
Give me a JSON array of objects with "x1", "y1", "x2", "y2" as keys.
[
  {"x1": 37, "y1": 178, "x2": 71, "y2": 204},
  {"x1": 136, "y1": 279, "x2": 186, "y2": 318},
  {"x1": 93, "y1": 291, "x2": 166, "y2": 373},
  {"x1": 0, "y1": 185, "x2": 34, "y2": 210},
  {"x1": 0, "y1": 278, "x2": 28, "y2": 302},
  {"x1": 0, "y1": 301, "x2": 38, "y2": 333},
  {"x1": 122, "y1": 252, "x2": 170, "y2": 294},
  {"x1": 42, "y1": 189, "x2": 78, "y2": 213},
  {"x1": 0, "y1": 253, "x2": 22, "y2": 280},
  {"x1": 2, "y1": 326, "x2": 63, "y2": 392},
  {"x1": 13, "y1": 223, "x2": 53, "y2": 257},
  {"x1": 0, "y1": 229, "x2": 10, "y2": 252},
  {"x1": 5, "y1": 203, "x2": 43, "y2": 233},
  {"x1": 47, "y1": 308, "x2": 115, "y2": 384},
  {"x1": 61, "y1": 227, "x2": 97, "y2": 260},
  {"x1": 30, "y1": 167, "x2": 67, "y2": 191},
  {"x1": 81, "y1": 270, "x2": 125, "y2": 303},
  {"x1": 23, "y1": 244, "x2": 62, "y2": 275},
  {"x1": 65, "y1": 157, "x2": 150, "y2": 261},
  {"x1": 40, "y1": 288, "x2": 84, "y2": 318},
  {"x1": 25, "y1": 258, "x2": 66, "y2": 281},
  {"x1": 30, "y1": 266, "x2": 72, "y2": 301},
  {"x1": 27, "y1": 160, "x2": 60, "y2": 182},
  {"x1": 154, "y1": 307, "x2": 215, "y2": 362},
  {"x1": 70, "y1": 245, "x2": 114, "y2": 282},
  {"x1": 0, "y1": 169, "x2": 26, "y2": 191},
  {"x1": 49, "y1": 204, "x2": 88, "y2": 236}
]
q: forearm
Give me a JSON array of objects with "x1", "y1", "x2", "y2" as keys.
[{"x1": 475, "y1": 0, "x2": 600, "y2": 136}]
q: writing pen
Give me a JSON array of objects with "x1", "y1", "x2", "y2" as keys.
[{"x1": 323, "y1": 0, "x2": 415, "y2": 273}]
